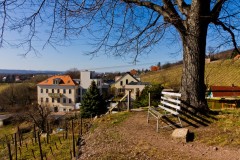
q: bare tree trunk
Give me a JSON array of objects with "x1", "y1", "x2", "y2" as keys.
[{"x1": 180, "y1": 13, "x2": 210, "y2": 113}]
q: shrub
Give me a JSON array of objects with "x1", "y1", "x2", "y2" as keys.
[{"x1": 133, "y1": 84, "x2": 163, "y2": 108}]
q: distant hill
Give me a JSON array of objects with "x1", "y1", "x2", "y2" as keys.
[
  {"x1": 141, "y1": 59, "x2": 240, "y2": 90},
  {"x1": 0, "y1": 69, "x2": 63, "y2": 75}
]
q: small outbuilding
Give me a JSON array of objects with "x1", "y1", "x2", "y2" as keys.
[
  {"x1": 0, "y1": 114, "x2": 13, "y2": 127},
  {"x1": 207, "y1": 85, "x2": 240, "y2": 98}
]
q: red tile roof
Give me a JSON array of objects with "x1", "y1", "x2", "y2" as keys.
[
  {"x1": 210, "y1": 86, "x2": 240, "y2": 97},
  {"x1": 38, "y1": 75, "x2": 76, "y2": 86},
  {"x1": 234, "y1": 54, "x2": 240, "y2": 60}
]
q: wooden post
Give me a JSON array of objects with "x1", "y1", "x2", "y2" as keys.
[
  {"x1": 72, "y1": 119, "x2": 76, "y2": 158},
  {"x1": 34, "y1": 124, "x2": 37, "y2": 143},
  {"x1": 149, "y1": 92, "x2": 151, "y2": 107},
  {"x1": 14, "y1": 133, "x2": 17, "y2": 160},
  {"x1": 70, "y1": 150, "x2": 72, "y2": 159},
  {"x1": 31, "y1": 138, "x2": 34, "y2": 146},
  {"x1": 31, "y1": 149, "x2": 35, "y2": 159},
  {"x1": 37, "y1": 132, "x2": 43, "y2": 160},
  {"x1": 58, "y1": 137, "x2": 62, "y2": 144},
  {"x1": 127, "y1": 90, "x2": 131, "y2": 112},
  {"x1": 80, "y1": 116, "x2": 83, "y2": 136},
  {"x1": 50, "y1": 146, "x2": 54, "y2": 155},
  {"x1": 7, "y1": 142, "x2": 12, "y2": 160},
  {"x1": 47, "y1": 122, "x2": 49, "y2": 144},
  {"x1": 17, "y1": 126, "x2": 22, "y2": 147},
  {"x1": 55, "y1": 142, "x2": 58, "y2": 150},
  {"x1": 25, "y1": 142, "x2": 28, "y2": 150},
  {"x1": 65, "y1": 121, "x2": 68, "y2": 139},
  {"x1": 11, "y1": 134, "x2": 14, "y2": 144}
]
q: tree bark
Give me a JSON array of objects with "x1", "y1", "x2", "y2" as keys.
[{"x1": 179, "y1": 1, "x2": 210, "y2": 113}]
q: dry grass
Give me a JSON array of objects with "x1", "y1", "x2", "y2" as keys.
[
  {"x1": 195, "y1": 109, "x2": 240, "y2": 147},
  {"x1": 0, "y1": 83, "x2": 9, "y2": 93},
  {"x1": 141, "y1": 59, "x2": 240, "y2": 88}
]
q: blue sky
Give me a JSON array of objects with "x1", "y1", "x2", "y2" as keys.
[
  {"x1": 0, "y1": 31, "x2": 182, "y2": 72},
  {"x1": 0, "y1": 1, "x2": 239, "y2": 72},
  {"x1": 0, "y1": 38, "x2": 182, "y2": 72},
  {"x1": 0, "y1": 1, "x2": 186, "y2": 73}
]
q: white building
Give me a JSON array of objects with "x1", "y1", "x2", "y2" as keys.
[
  {"x1": 80, "y1": 70, "x2": 104, "y2": 101},
  {"x1": 37, "y1": 75, "x2": 80, "y2": 112},
  {"x1": 111, "y1": 72, "x2": 148, "y2": 99},
  {"x1": 37, "y1": 71, "x2": 107, "y2": 112}
]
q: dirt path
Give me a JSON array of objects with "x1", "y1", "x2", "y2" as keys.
[{"x1": 79, "y1": 111, "x2": 240, "y2": 160}]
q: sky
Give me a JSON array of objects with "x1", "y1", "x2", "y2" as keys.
[
  {"x1": 0, "y1": 1, "x2": 188, "y2": 73},
  {"x1": 0, "y1": 33, "x2": 183, "y2": 73},
  {"x1": 0, "y1": 1, "x2": 239, "y2": 73}
]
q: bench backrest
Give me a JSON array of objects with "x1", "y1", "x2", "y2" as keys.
[{"x1": 160, "y1": 92, "x2": 181, "y2": 114}]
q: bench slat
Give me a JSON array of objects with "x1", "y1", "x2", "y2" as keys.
[
  {"x1": 162, "y1": 92, "x2": 181, "y2": 97},
  {"x1": 161, "y1": 101, "x2": 181, "y2": 110},
  {"x1": 161, "y1": 96, "x2": 181, "y2": 104},
  {"x1": 158, "y1": 104, "x2": 179, "y2": 115}
]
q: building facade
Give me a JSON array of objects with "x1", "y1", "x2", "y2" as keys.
[
  {"x1": 111, "y1": 72, "x2": 144, "y2": 97},
  {"x1": 37, "y1": 75, "x2": 80, "y2": 112},
  {"x1": 80, "y1": 71, "x2": 104, "y2": 101},
  {"x1": 125, "y1": 82, "x2": 149, "y2": 99}
]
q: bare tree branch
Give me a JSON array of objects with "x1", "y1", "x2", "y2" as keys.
[
  {"x1": 175, "y1": 0, "x2": 190, "y2": 15},
  {"x1": 210, "y1": 0, "x2": 227, "y2": 21},
  {"x1": 214, "y1": 20, "x2": 240, "y2": 53},
  {"x1": 0, "y1": 0, "x2": 7, "y2": 47}
]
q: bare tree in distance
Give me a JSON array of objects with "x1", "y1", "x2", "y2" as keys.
[
  {"x1": 0, "y1": 0, "x2": 240, "y2": 113},
  {"x1": 26, "y1": 104, "x2": 51, "y2": 133},
  {"x1": 65, "y1": 68, "x2": 80, "y2": 79}
]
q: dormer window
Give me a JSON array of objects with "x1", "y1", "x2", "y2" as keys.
[{"x1": 53, "y1": 78, "x2": 62, "y2": 85}]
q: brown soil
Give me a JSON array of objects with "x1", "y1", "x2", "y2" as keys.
[{"x1": 79, "y1": 111, "x2": 240, "y2": 160}]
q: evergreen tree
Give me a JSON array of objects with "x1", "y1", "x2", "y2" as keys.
[{"x1": 80, "y1": 81, "x2": 107, "y2": 118}]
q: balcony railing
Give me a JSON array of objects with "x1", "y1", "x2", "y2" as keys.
[{"x1": 48, "y1": 93, "x2": 63, "y2": 98}]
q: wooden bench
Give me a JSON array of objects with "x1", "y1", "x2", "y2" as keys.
[{"x1": 147, "y1": 91, "x2": 182, "y2": 132}]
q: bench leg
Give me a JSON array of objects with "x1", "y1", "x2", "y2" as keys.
[
  {"x1": 178, "y1": 116, "x2": 182, "y2": 127},
  {"x1": 147, "y1": 110, "x2": 150, "y2": 123}
]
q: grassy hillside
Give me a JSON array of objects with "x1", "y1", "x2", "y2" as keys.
[
  {"x1": 141, "y1": 59, "x2": 240, "y2": 89},
  {"x1": 0, "y1": 83, "x2": 9, "y2": 93}
]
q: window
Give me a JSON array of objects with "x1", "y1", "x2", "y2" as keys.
[
  {"x1": 53, "y1": 80, "x2": 58, "y2": 84},
  {"x1": 120, "y1": 81, "x2": 123, "y2": 86},
  {"x1": 52, "y1": 89, "x2": 54, "y2": 93},
  {"x1": 126, "y1": 79, "x2": 128, "y2": 84},
  {"x1": 63, "y1": 89, "x2": 66, "y2": 94},
  {"x1": 69, "y1": 98, "x2": 72, "y2": 104},
  {"x1": 41, "y1": 98, "x2": 43, "y2": 103},
  {"x1": 40, "y1": 89, "x2": 43, "y2": 93},
  {"x1": 69, "y1": 89, "x2": 72, "y2": 94},
  {"x1": 46, "y1": 89, "x2": 48, "y2": 93},
  {"x1": 46, "y1": 98, "x2": 49, "y2": 103},
  {"x1": 57, "y1": 89, "x2": 60, "y2": 93},
  {"x1": 63, "y1": 98, "x2": 66, "y2": 103},
  {"x1": 52, "y1": 98, "x2": 54, "y2": 103},
  {"x1": 57, "y1": 98, "x2": 60, "y2": 103}
]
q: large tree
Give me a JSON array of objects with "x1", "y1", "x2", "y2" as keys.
[{"x1": 0, "y1": 0, "x2": 239, "y2": 113}]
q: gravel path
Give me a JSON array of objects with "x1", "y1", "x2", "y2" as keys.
[{"x1": 79, "y1": 111, "x2": 240, "y2": 160}]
